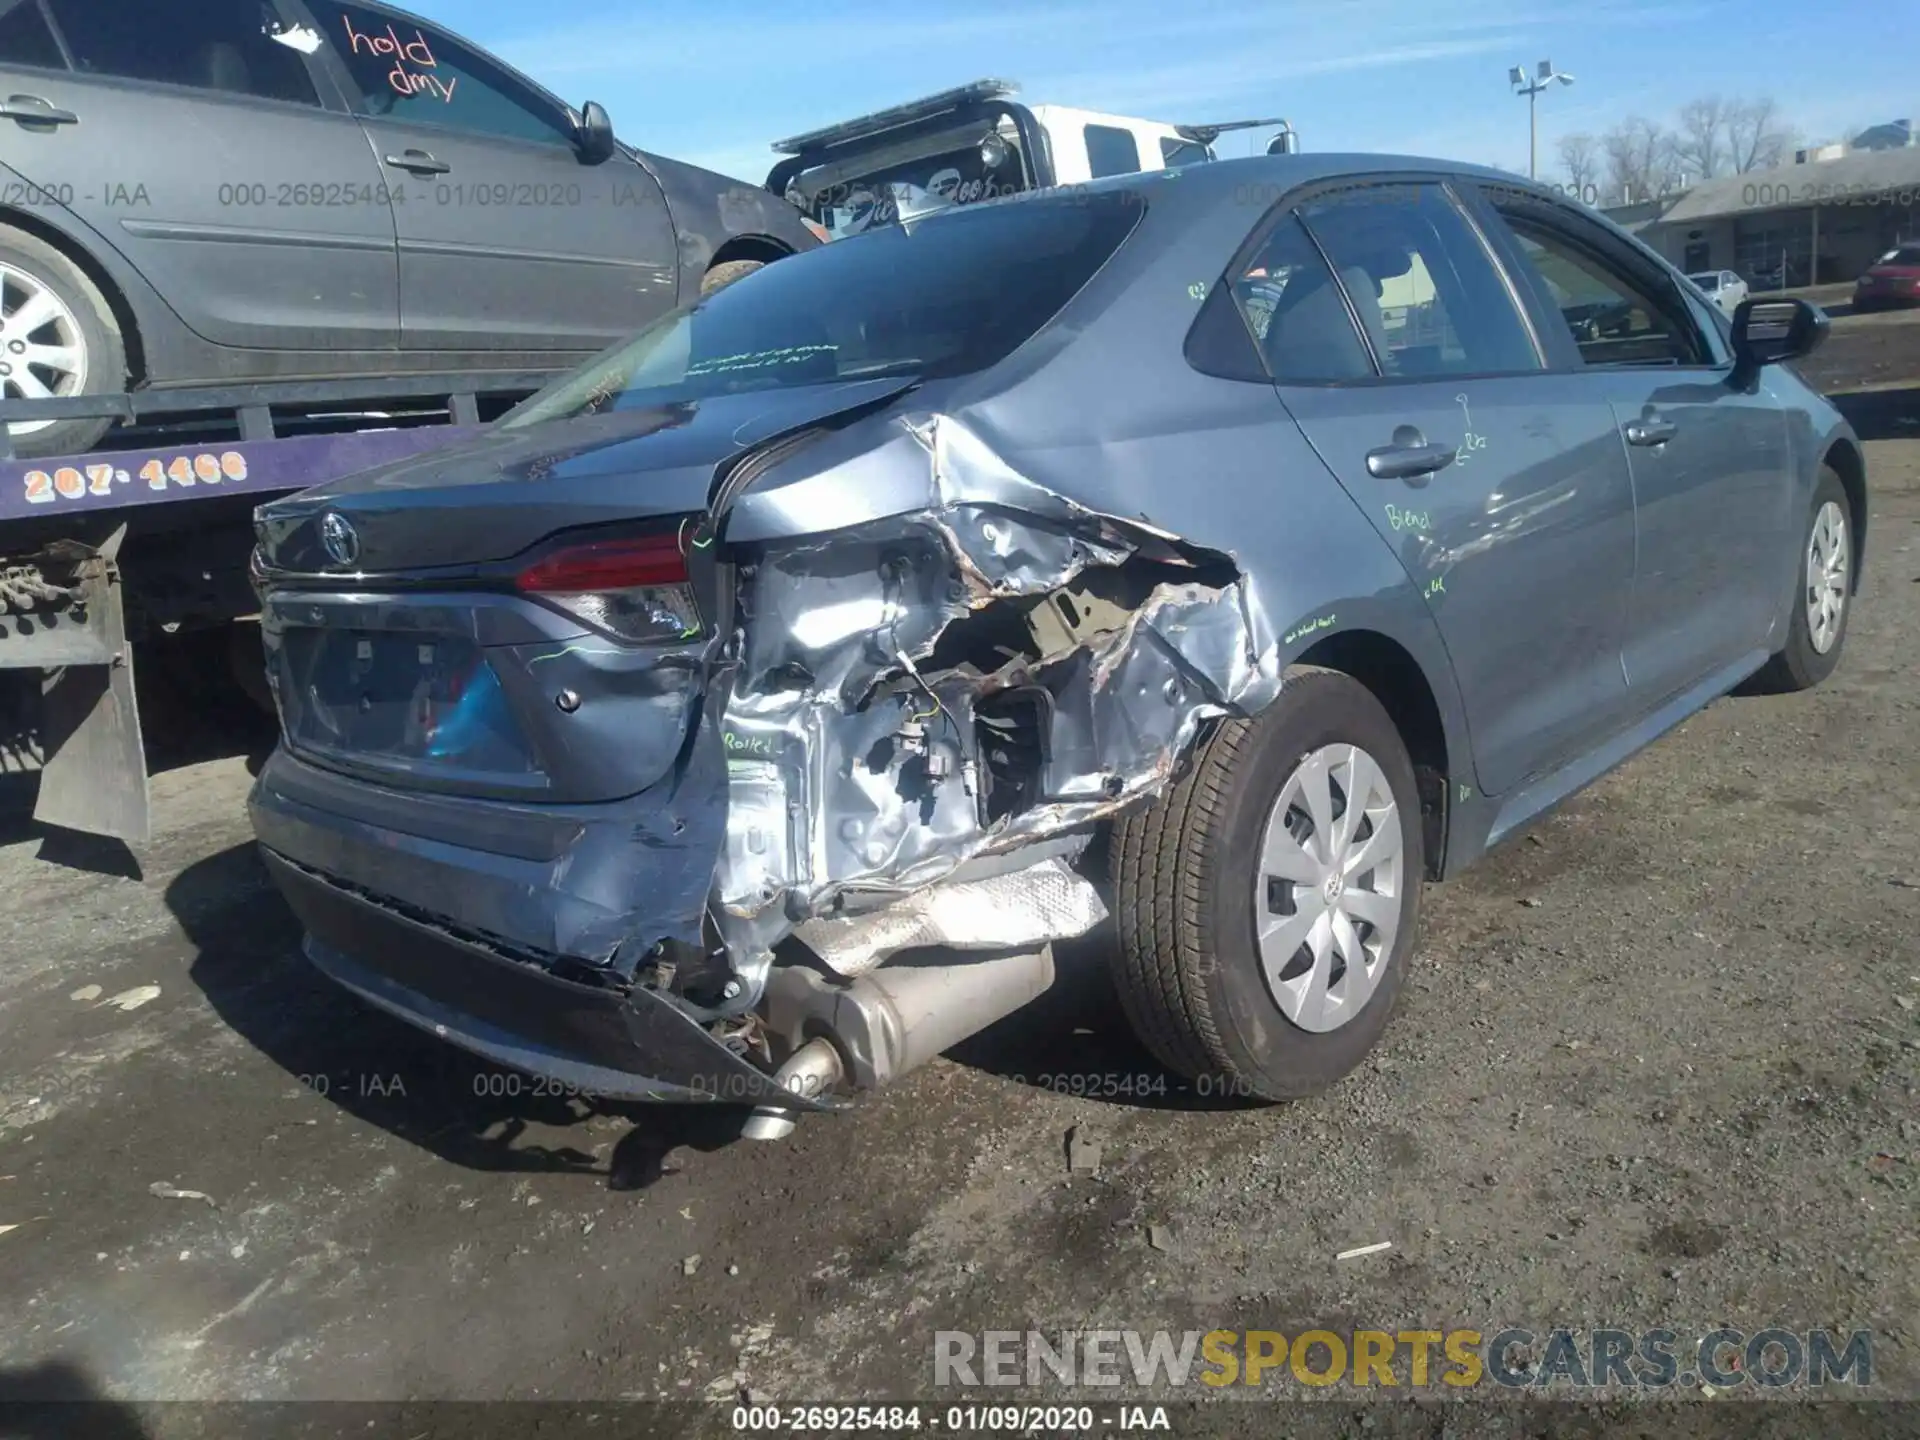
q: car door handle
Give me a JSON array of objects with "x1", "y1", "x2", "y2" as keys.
[
  {"x1": 383, "y1": 150, "x2": 450, "y2": 175},
  {"x1": 0, "y1": 95, "x2": 78, "y2": 125},
  {"x1": 1365, "y1": 441, "x2": 1457, "y2": 480},
  {"x1": 1624, "y1": 416, "x2": 1677, "y2": 446}
]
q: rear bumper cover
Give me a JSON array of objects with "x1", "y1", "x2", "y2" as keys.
[{"x1": 249, "y1": 742, "x2": 835, "y2": 1109}]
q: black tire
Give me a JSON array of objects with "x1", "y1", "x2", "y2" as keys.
[
  {"x1": 0, "y1": 225, "x2": 124, "y2": 459},
  {"x1": 1109, "y1": 666, "x2": 1425, "y2": 1101},
  {"x1": 1748, "y1": 466, "x2": 1855, "y2": 694},
  {"x1": 700, "y1": 259, "x2": 765, "y2": 296}
]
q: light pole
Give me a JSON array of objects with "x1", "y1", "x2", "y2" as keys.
[{"x1": 1509, "y1": 60, "x2": 1575, "y2": 180}]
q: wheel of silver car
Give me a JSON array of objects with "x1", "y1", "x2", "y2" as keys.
[
  {"x1": 1109, "y1": 666, "x2": 1425, "y2": 1101},
  {"x1": 1750, "y1": 466, "x2": 1856, "y2": 694},
  {"x1": 1805, "y1": 498, "x2": 1849, "y2": 655},
  {"x1": 1255, "y1": 742, "x2": 1405, "y2": 1033},
  {"x1": 0, "y1": 226, "x2": 123, "y2": 459},
  {"x1": 0, "y1": 260, "x2": 87, "y2": 423}
]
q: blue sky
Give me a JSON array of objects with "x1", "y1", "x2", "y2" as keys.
[{"x1": 419, "y1": 0, "x2": 1914, "y2": 185}]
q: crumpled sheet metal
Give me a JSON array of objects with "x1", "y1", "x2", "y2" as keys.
[
  {"x1": 709, "y1": 412, "x2": 1287, "y2": 980},
  {"x1": 791, "y1": 856, "x2": 1108, "y2": 977}
]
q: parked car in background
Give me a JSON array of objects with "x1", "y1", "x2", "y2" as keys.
[
  {"x1": 0, "y1": 0, "x2": 819, "y2": 457},
  {"x1": 247, "y1": 155, "x2": 1862, "y2": 1137},
  {"x1": 1853, "y1": 244, "x2": 1920, "y2": 311},
  {"x1": 1687, "y1": 269, "x2": 1749, "y2": 316}
]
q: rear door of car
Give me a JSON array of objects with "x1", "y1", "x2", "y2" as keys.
[
  {"x1": 1241, "y1": 177, "x2": 1640, "y2": 797},
  {"x1": 0, "y1": 0, "x2": 398, "y2": 351},
  {"x1": 1467, "y1": 183, "x2": 1794, "y2": 706},
  {"x1": 294, "y1": 0, "x2": 680, "y2": 355}
]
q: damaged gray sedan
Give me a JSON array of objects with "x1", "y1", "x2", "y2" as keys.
[{"x1": 247, "y1": 154, "x2": 1863, "y2": 1136}]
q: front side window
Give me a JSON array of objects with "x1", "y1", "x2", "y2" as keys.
[
  {"x1": 1292, "y1": 183, "x2": 1541, "y2": 378},
  {"x1": 1494, "y1": 207, "x2": 1707, "y2": 367},
  {"x1": 0, "y1": 0, "x2": 66, "y2": 70},
  {"x1": 306, "y1": 0, "x2": 571, "y2": 145},
  {"x1": 1084, "y1": 124, "x2": 1141, "y2": 178},
  {"x1": 503, "y1": 190, "x2": 1147, "y2": 425},
  {"x1": 41, "y1": 0, "x2": 319, "y2": 104}
]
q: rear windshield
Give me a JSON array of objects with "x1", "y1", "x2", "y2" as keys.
[
  {"x1": 1878, "y1": 247, "x2": 1920, "y2": 266},
  {"x1": 1687, "y1": 273, "x2": 1719, "y2": 286},
  {"x1": 501, "y1": 190, "x2": 1146, "y2": 426}
]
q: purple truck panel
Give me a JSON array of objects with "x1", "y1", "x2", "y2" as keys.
[{"x1": 0, "y1": 425, "x2": 488, "y2": 524}]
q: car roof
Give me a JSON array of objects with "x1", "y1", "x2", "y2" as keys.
[{"x1": 949, "y1": 151, "x2": 1569, "y2": 216}]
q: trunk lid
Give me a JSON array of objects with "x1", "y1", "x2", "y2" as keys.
[{"x1": 255, "y1": 378, "x2": 914, "y2": 574}]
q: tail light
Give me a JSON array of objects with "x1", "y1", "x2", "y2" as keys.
[{"x1": 515, "y1": 532, "x2": 702, "y2": 643}]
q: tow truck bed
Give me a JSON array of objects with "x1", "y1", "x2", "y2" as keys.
[{"x1": 0, "y1": 371, "x2": 552, "y2": 848}]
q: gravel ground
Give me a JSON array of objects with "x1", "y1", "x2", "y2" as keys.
[{"x1": 1, "y1": 307, "x2": 1917, "y2": 1423}]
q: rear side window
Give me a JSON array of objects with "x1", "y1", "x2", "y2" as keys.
[
  {"x1": 306, "y1": 0, "x2": 573, "y2": 146},
  {"x1": 1298, "y1": 184, "x2": 1540, "y2": 378},
  {"x1": 1230, "y1": 214, "x2": 1374, "y2": 382},
  {"x1": 505, "y1": 191, "x2": 1148, "y2": 424},
  {"x1": 42, "y1": 0, "x2": 320, "y2": 105},
  {"x1": 1233, "y1": 182, "x2": 1541, "y2": 382},
  {"x1": 1085, "y1": 124, "x2": 1141, "y2": 178},
  {"x1": 0, "y1": 0, "x2": 65, "y2": 70}
]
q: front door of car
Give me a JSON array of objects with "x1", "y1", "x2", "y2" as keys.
[
  {"x1": 1474, "y1": 191, "x2": 1795, "y2": 706},
  {"x1": 296, "y1": 0, "x2": 680, "y2": 356},
  {"x1": 0, "y1": 0, "x2": 398, "y2": 351},
  {"x1": 1243, "y1": 180, "x2": 1641, "y2": 798}
]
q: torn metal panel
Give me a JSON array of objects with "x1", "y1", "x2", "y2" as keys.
[
  {"x1": 792, "y1": 855, "x2": 1107, "y2": 977},
  {"x1": 709, "y1": 410, "x2": 1289, "y2": 991}
]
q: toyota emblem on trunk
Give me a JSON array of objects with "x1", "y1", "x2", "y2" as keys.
[{"x1": 319, "y1": 512, "x2": 359, "y2": 567}]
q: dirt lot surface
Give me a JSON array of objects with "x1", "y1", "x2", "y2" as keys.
[{"x1": 2, "y1": 305, "x2": 1918, "y2": 1425}]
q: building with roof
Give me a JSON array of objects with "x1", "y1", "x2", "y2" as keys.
[{"x1": 1604, "y1": 138, "x2": 1920, "y2": 289}]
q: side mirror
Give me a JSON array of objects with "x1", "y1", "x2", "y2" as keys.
[
  {"x1": 576, "y1": 101, "x2": 617, "y2": 164},
  {"x1": 1730, "y1": 295, "x2": 1828, "y2": 384}
]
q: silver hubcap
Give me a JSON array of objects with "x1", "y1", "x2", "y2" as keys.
[
  {"x1": 0, "y1": 262, "x2": 87, "y2": 436},
  {"x1": 1805, "y1": 500, "x2": 1849, "y2": 655},
  {"x1": 1255, "y1": 743, "x2": 1404, "y2": 1034}
]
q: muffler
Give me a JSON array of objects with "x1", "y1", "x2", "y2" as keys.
[{"x1": 743, "y1": 944, "x2": 1057, "y2": 1140}]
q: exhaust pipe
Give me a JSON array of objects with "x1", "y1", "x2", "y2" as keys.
[
  {"x1": 745, "y1": 944, "x2": 1057, "y2": 1140},
  {"x1": 741, "y1": 1038, "x2": 844, "y2": 1141}
]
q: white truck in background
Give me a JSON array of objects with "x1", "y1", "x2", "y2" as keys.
[{"x1": 766, "y1": 80, "x2": 1299, "y2": 238}]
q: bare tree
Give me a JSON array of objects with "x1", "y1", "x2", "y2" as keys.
[
  {"x1": 1601, "y1": 117, "x2": 1677, "y2": 204},
  {"x1": 1726, "y1": 97, "x2": 1792, "y2": 172},
  {"x1": 1557, "y1": 132, "x2": 1600, "y2": 200},
  {"x1": 1671, "y1": 96, "x2": 1726, "y2": 182}
]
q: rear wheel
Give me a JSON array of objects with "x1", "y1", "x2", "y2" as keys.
[
  {"x1": 0, "y1": 226, "x2": 124, "y2": 459},
  {"x1": 1109, "y1": 667, "x2": 1424, "y2": 1101},
  {"x1": 700, "y1": 259, "x2": 765, "y2": 296},
  {"x1": 1748, "y1": 466, "x2": 1854, "y2": 694}
]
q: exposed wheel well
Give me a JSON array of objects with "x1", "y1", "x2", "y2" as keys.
[
  {"x1": 0, "y1": 209, "x2": 146, "y2": 386},
  {"x1": 1821, "y1": 438, "x2": 1867, "y2": 591},
  {"x1": 707, "y1": 235, "x2": 794, "y2": 272},
  {"x1": 1296, "y1": 628, "x2": 1451, "y2": 879}
]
